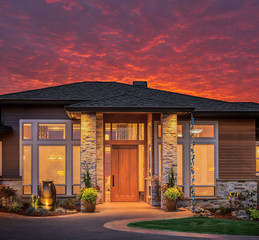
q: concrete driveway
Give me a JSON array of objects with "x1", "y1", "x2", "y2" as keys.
[{"x1": 0, "y1": 202, "x2": 256, "y2": 240}]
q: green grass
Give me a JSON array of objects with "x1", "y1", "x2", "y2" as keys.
[{"x1": 128, "y1": 216, "x2": 259, "y2": 236}]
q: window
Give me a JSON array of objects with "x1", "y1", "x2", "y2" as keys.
[
  {"x1": 177, "y1": 125, "x2": 183, "y2": 138},
  {"x1": 72, "y1": 124, "x2": 80, "y2": 140},
  {"x1": 192, "y1": 124, "x2": 214, "y2": 138},
  {"x1": 177, "y1": 144, "x2": 183, "y2": 186},
  {"x1": 0, "y1": 141, "x2": 2, "y2": 177},
  {"x1": 256, "y1": 144, "x2": 259, "y2": 173},
  {"x1": 139, "y1": 123, "x2": 145, "y2": 140},
  {"x1": 139, "y1": 145, "x2": 145, "y2": 193},
  {"x1": 157, "y1": 124, "x2": 162, "y2": 138},
  {"x1": 39, "y1": 124, "x2": 66, "y2": 140},
  {"x1": 105, "y1": 145, "x2": 111, "y2": 202},
  {"x1": 73, "y1": 146, "x2": 80, "y2": 194},
  {"x1": 105, "y1": 123, "x2": 111, "y2": 140},
  {"x1": 112, "y1": 123, "x2": 137, "y2": 140},
  {"x1": 23, "y1": 124, "x2": 32, "y2": 140},
  {"x1": 20, "y1": 120, "x2": 80, "y2": 195},
  {"x1": 39, "y1": 146, "x2": 66, "y2": 194}
]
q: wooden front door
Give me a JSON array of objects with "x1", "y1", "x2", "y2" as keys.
[{"x1": 111, "y1": 145, "x2": 138, "y2": 202}]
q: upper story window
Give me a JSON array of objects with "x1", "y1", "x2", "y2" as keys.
[
  {"x1": 38, "y1": 123, "x2": 66, "y2": 140},
  {"x1": 177, "y1": 125, "x2": 183, "y2": 138}
]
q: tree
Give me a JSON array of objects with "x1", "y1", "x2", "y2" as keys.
[
  {"x1": 83, "y1": 164, "x2": 92, "y2": 188},
  {"x1": 168, "y1": 167, "x2": 175, "y2": 187}
]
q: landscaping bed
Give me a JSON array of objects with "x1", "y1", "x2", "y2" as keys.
[{"x1": 128, "y1": 216, "x2": 259, "y2": 236}]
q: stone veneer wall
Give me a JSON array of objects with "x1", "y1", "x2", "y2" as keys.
[
  {"x1": 96, "y1": 113, "x2": 104, "y2": 203},
  {"x1": 81, "y1": 113, "x2": 97, "y2": 188},
  {"x1": 182, "y1": 179, "x2": 258, "y2": 209},
  {"x1": 161, "y1": 113, "x2": 177, "y2": 208}
]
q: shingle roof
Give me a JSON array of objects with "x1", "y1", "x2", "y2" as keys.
[{"x1": 0, "y1": 81, "x2": 258, "y2": 113}]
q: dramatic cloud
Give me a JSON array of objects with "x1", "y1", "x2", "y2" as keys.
[{"x1": 0, "y1": 0, "x2": 258, "y2": 102}]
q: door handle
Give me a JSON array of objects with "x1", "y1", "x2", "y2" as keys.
[{"x1": 112, "y1": 175, "x2": 114, "y2": 187}]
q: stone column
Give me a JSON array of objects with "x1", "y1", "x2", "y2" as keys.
[
  {"x1": 96, "y1": 113, "x2": 104, "y2": 203},
  {"x1": 161, "y1": 113, "x2": 177, "y2": 208},
  {"x1": 81, "y1": 113, "x2": 97, "y2": 188}
]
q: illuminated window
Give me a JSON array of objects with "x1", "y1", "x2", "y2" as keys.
[
  {"x1": 73, "y1": 146, "x2": 80, "y2": 194},
  {"x1": 139, "y1": 123, "x2": 145, "y2": 140},
  {"x1": 139, "y1": 145, "x2": 145, "y2": 193},
  {"x1": 39, "y1": 146, "x2": 66, "y2": 186},
  {"x1": 39, "y1": 124, "x2": 66, "y2": 140},
  {"x1": 105, "y1": 123, "x2": 111, "y2": 140},
  {"x1": 73, "y1": 124, "x2": 80, "y2": 140},
  {"x1": 23, "y1": 123, "x2": 32, "y2": 140},
  {"x1": 157, "y1": 124, "x2": 162, "y2": 138},
  {"x1": 193, "y1": 144, "x2": 215, "y2": 196},
  {"x1": 192, "y1": 125, "x2": 214, "y2": 138},
  {"x1": 23, "y1": 145, "x2": 32, "y2": 194},
  {"x1": 177, "y1": 144, "x2": 183, "y2": 186},
  {"x1": 177, "y1": 125, "x2": 183, "y2": 138},
  {"x1": 105, "y1": 145, "x2": 111, "y2": 202},
  {"x1": 256, "y1": 145, "x2": 259, "y2": 173},
  {"x1": 112, "y1": 123, "x2": 137, "y2": 140}
]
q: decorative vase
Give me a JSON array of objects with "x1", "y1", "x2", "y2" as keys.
[
  {"x1": 83, "y1": 200, "x2": 96, "y2": 212},
  {"x1": 39, "y1": 181, "x2": 56, "y2": 209},
  {"x1": 165, "y1": 197, "x2": 177, "y2": 211}
]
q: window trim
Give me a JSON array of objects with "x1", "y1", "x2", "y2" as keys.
[{"x1": 19, "y1": 119, "x2": 80, "y2": 196}]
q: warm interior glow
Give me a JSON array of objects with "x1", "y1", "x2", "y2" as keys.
[
  {"x1": 73, "y1": 124, "x2": 80, "y2": 140},
  {"x1": 112, "y1": 123, "x2": 137, "y2": 140},
  {"x1": 177, "y1": 125, "x2": 183, "y2": 137},
  {"x1": 38, "y1": 124, "x2": 66, "y2": 140},
  {"x1": 39, "y1": 146, "x2": 66, "y2": 184},
  {"x1": 139, "y1": 123, "x2": 145, "y2": 140},
  {"x1": 23, "y1": 123, "x2": 32, "y2": 140},
  {"x1": 177, "y1": 144, "x2": 183, "y2": 186},
  {"x1": 73, "y1": 146, "x2": 80, "y2": 185},
  {"x1": 192, "y1": 125, "x2": 214, "y2": 138},
  {"x1": 194, "y1": 144, "x2": 215, "y2": 186},
  {"x1": 138, "y1": 145, "x2": 145, "y2": 192},
  {"x1": 105, "y1": 145, "x2": 111, "y2": 202},
  {"x1": 256, "y1": 145, "x2": 259, "y2": 172},
  {"x1": 23, "y1": 145, "x2": 31, "y2": 186}
]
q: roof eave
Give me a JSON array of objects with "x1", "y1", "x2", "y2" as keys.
[{"x1": 194, "y1": 111, "x2": 259, "y2": 117}]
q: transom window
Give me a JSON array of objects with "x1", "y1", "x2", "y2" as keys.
[{"x1": 20, "y1": 120, "x2": 80, "y2": 196}]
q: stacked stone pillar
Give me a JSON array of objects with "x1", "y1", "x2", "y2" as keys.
[{"x1": 161, "y1": 113, "x2": 177, "y2": 208}]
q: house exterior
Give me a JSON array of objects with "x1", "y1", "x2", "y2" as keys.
[{"x1": 0, "y1": 81, "x2": 258, "y2": 209}]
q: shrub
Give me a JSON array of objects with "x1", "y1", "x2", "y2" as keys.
[
  {"x1": 164, "y1": 186, "x2": 182, "y2": 201},
  {"x1": 26, "y1": 206, "x2": 36, "y2": 215},
  {"x1": 219, "y1": 206, "x2": 231, "y2": 214},
  {"x1": 77, "y1": 188, "x2": 85, "y2": 200},
  {"x1": 22, "y1": 201, "x2": 30, "y2": 210},
  {"x1": 81, "y1": 188, "x2": 98, "y2": 204},
  {"x1": 55, "y1": 207, "x2": 66, "y2": 213},
  {"x1": 0, "y1": 186, "x2": 16, "y2": 198},
  {"x1": 247, "y1": 209, "x2": 259, "y2": 220},
  {"x1": 8, "y1": 201, "x2": 21, "y2": 212},
  {"x1": 83, "y1": 165, "x2": 92, "y2": 188},
  {"x1": 38, "y1": 208, "x2": 49, "y2": 214},
  {"x1": 206, "y1": 208, "x2": 218, "y2": 214},
  {"x1": 168, "y1": 167, "x2": 175, "y2": 187},
  {"x1": 63, "y1": 199, "x2": 76, "y2": 210},
  {"x1": 30, "y1": 194, "x2": 40, "y2": 210}
]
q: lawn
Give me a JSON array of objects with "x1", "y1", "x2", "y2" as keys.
[{"x1": 128, "y1": 216, "x2": 259, "y2": 236}]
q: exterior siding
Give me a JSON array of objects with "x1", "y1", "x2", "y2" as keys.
[
  {"x1": 218, "y1": 118, "x2": 256, "y2": 179},
  {"x1": 0, "y1": 105, "x2": 69, "y2": 177}
]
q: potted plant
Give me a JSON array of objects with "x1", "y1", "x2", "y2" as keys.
[
  {"x1": 164, "y1": 186, "x2": 183, "y2": 211},
  {"x1": 78, "y1": 187, "x2": 98, "y2": 212}
]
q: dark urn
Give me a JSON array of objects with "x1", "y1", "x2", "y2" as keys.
[{"x1": 39, "y1": 181, "x2": 56, "y2": 209}]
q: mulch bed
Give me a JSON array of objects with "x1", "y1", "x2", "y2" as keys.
[
  {"x1": 211, "y1": 212, "x2": 238, "y2": 220},
  {"x1": 0, "y1": 207, "x2": 79, "y2": 217}
]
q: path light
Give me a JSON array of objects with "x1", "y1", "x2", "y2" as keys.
[{"x1": 39, "y1": 180, "x2": 56, "y2": 210}]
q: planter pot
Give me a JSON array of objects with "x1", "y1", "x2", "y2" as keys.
[
  {"x1": 165, "y1": 197, "x2": 177, "y2": 211},
  {"x1": 39, "y1": 181, "x2": 56, "y2": 208},
  {"x1": 83, "y1": 200, "x2": 96, "y2": 212}
]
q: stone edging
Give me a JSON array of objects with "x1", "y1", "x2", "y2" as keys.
[{"x1": 103, "y1": 217, "x2": 259, "y2": 240}]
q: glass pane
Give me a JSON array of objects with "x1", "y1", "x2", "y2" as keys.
[
  {"x1": 194, "y1": 144, "x2": 215, "y2": 185},
  {"x1": 73, "y1": 185, "x2": 81, "y2": 195},
  {"x1": 177, "y1": 125, "x2": 183, "y2": 137},
  {"x1": 23, "y1": 186, "x2": 31, "y2": 195},
  {"x1": 73, "y1": 146, "x2": 80, "y2": 184},
  {"x1": 39, "y1": 146, "x2": 66, "y2": 184},
  {"x1": 256, "y1": 146, "x2": 259, "y2": 159},
  {"x1": 73, "y1": 124, "x2": 80, "y2": 140},
  {"x1": 148, "y1": 145, "x2": 152, "y2": 176},
  {"x1": 157, "y1": 124, "x2": 162, "y2": 138},
  {"x1": 194, "y1": 187, "x2": 215, "y2": 196},
  {"x1": 112, "y1": 123, "x2": 137, "y2": 140},
  {"x1": 23, "y1": 124, "x2": 32, "y2": 140},
  {"x1": 105, "y1": 145, "x2": 111, "y2": 202},
  {"x1": 192, "y1": 125, "x2": 214, "y2": 138},
  {"x1": 177, "y1": 144, "x2": 183, "y2": 186},
  {"x1": 139, "y1": 123, "x2": 144, "y2": 140},
  {"x1": 55, "y1": 185, "x2": 66, "y2": 195},
  {"x1": 139, "y1": 145, "x2": 145, "y2": 192},
  {"x1": 256, "y1": 145, "x2": 259, "y2": 172},
  {"x1": 23, "y1": 146, "x2": 31, "y2": 185},
  {"x1": 39, "y1": 124, "x2": 66, "y2": 140},
  {"x1": 105, "y1": 123, "x2": 111, "y2": 140}
]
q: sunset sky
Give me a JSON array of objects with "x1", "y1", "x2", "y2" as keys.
[{"x1": 0, "y1": 0, "x2": 258, "y2": 102}]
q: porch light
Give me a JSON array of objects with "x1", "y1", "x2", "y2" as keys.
[{"x1": 191, "y1": 129, "x2": 203, "y2": 134}]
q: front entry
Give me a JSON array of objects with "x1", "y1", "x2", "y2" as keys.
[{"x1": 111, "y1": 145, "x2": 139, "y2": 202}]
